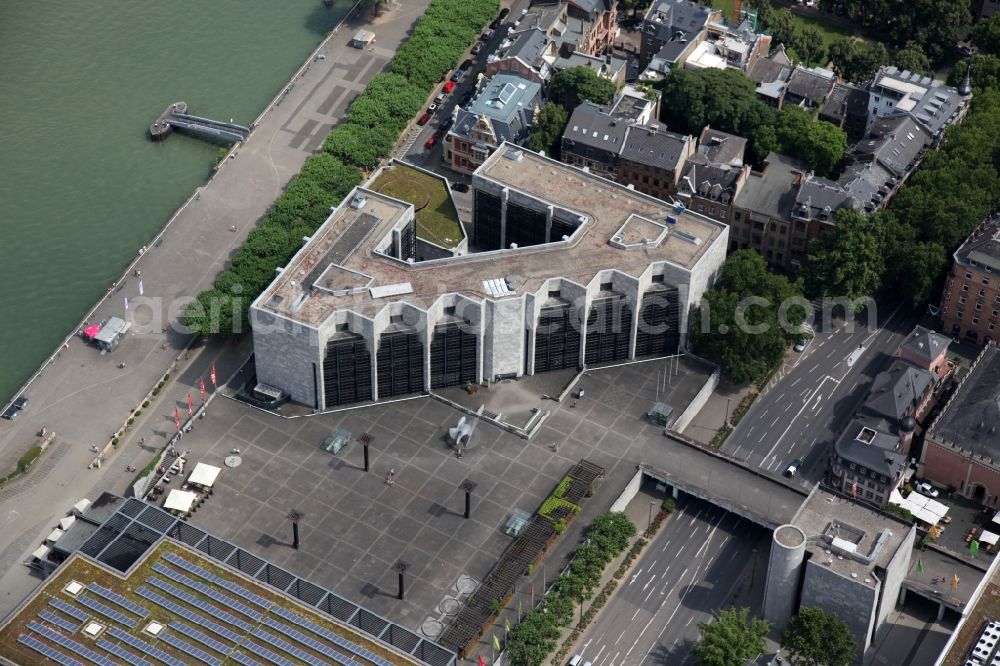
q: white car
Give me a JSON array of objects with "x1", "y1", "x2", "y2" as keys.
[{"x1": 917, "y1": 482, "x2": 940, "y2": 498}]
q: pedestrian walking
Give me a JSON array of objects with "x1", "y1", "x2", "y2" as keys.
[{"x1": 386, "y1": 469, "x2": 396, "y2": 486}]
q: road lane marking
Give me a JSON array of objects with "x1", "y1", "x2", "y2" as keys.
[
  {"x1": 810, "y1": 393, "x2": 823, "y2": 410},
  {"x1": 791, "y1": 377, "x2": 801, "y2": 387}
]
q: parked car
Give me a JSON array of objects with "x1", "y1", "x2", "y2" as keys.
[
  {"x1": 917, "y1": 482, "x2": 940, "y2": 498},
  {"x1": 417, "y1": 112, "x2": 432, "y2": 126},
  {"x1": 425, "y1": 131, "x2": 442, "y2": 149},
  {"x1": 1, "y1": 395, "x2": 27, "y2": 421},
  {"x1": 435, "y1": 92, "x2": 447, "y2": 104},
  {"x1": 451, "y1": 69, "x2": 465, "y2": 83},
  {"x1": 452, "y1": 182, "x2": 470, "y2": 193},
  {"x1": 481, "y1": 29, "x2": 494, "y2": 41},
  {"x1": 443, "y1": 81, "x2": 456, "y2": 93},
  {"x1": 438, "y1": 117, "x2": 454, "y2": 132},
  {"x1": 471, "y1": 43, "x2": 483, "y2": 55},
  {"x1": 498, "y1": 7, "x2": 510, "y2": 20},
  {"x1": 784, "y1": 458, "x2": 803, "y2": 478},
  {"x1": 428, "y1": 103, "x2": 438, "y2": 113},
  {"x1": 461, "y1": 59, "x2": 473, "y2": 71},
  {"x1": 794, "y1": 335, "x2": 813, "y2": 352}
]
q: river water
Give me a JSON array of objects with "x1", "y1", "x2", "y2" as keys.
[{"x1": 0, "y1": 0, "x2": 352, "y2": 405}]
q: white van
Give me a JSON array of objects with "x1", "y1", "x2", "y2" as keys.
[{"x1": 568, "y1": 656, "x2": 582, "y2": 666}]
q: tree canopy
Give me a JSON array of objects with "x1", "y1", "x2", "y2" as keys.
[
  {"x1": 948, "y1": 55, "x2": 1000, "y2": 92},
  {"x1": 694, "y1": 607, "x2": 770, "y2": 666},
  {"x1": 793, "y1": 26, "x2": 826, "y2": 67},
  {"x1": 804, "y1": 209, "x2": 885, "y2": 303},
  {"x1": 549, "y1": 66, "x2": 616, "y2": 111},
  {"x1": 828, "y1": 38, "x2": 889, "y2": 84},
  {"x1": 893, "y1": 41, "x2": 932, "y2": 76},
  {"x1": 839, "y1": 0, "x2": 970, "y2": 64},
  {"x1": 974, "y1": 15, "x2": 1000, "y2": 56},
  {"x1": 525, "y1": 103, "x2": 569, "y2": 157},
  {"x1": 691, "y1": 250, "x2": 806, "y2": 384},
  {"x1": 659, "y1": 67, "x2": 775, "y2": 138},
  {"x1": 781, "y1": 607, "x2": 856, "y2": 666},
  {"x1": 773, "y1": 106, "x2": 847, "y2": 178}
]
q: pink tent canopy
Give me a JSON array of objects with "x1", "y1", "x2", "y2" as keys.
[{"x1": 82, "y1": 325, "x2": 101, "y2": 340}]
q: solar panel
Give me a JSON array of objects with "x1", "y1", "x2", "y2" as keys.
[
  {"x1": 87, "y1": 584, "x2": 150, "y2": 618},
  {"x1": 105, "y1": 627, "x2": 186, "y2": 666},
  {"x1": 268, "y1": 607, "x2": 394, "y2": 666},
  {"x1": 159, "y1": 630, "x2": 222, "y2": 666},
  {"x1": 96, "y1": 639, "x2": 154, "y2": 666},
  {"x1": 50, "y1": 597, "x2": 91, "y2": 622},
  {"x1": 19, "y1": 633, "x2": 85, "y2": 666},
  {"x1": 241, "y1": 639, "x2": 296, "y2": 666},
  {"x1": 230, "y1": 651, "x2": 267, "y2": 666},
  {"x1": 76, "y1": 594, "x2": 139, "y2": 628},
  {"x1": 151, "y1": 563, "x2": 261, "y2": 621},
  {"x1": 145, "y1": 577, "x2": 253, "y2": 632},
  {"x1": 253, "y1": 628, "x2": 343, "y2": 666},
  {"x1": 168, "y1": 622, "x2": 231, "y2": 656},
  {"x1": 161, "y1": 553, "x2": 271, "y2": 609},
  {"x1": 26, "y1": 621, "x2": 119, "y2": 666},
  {"x1": 39, "y1": 609, "x2": 80, "y2": 634},
  {"x1": 134, "y1": 587, "x2": 242, "y2": 645},
  {"x1": 259, "y1": 619, "x2": 359, "y2": 666}
]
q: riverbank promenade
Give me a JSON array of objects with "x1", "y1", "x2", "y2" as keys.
[{"x1": 0, "y1": 0, "x2": 432, "y2": 620}]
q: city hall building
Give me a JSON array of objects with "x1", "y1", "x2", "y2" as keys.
[{"x1": 250, "y1": 145, "x2": 728, "y2": 410}]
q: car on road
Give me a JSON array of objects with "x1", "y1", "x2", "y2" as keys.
[
  {"x1": 417, "y1": 112, "x2": 432, "y2": 126},
  {"x1": 2, "y1": 395, "x2": 27, "y2": 421},
  {"x1": 794, "y1": 336, "x2": 813, "y2": 352},
  {"x1": 443, "y1": 81, "x2": 456, "y2": 93},
  {"x1": 916, "y1": 482, "x2": 940, "y2": 498},
  {"x1": 424, "y1": 131, "x2": 442, "y2": 149},
  {"x1": 498, "y1": 7, "x2": 510, "y2": 20},
  {"x1": 435, "y1": 92, "x2": 447, "y2": 104},
  {"x1": 461, "y1": 59, "x2": 473, "y2": 71},
  {"x1": 451, "y1": 69, "x2": 465, "y2": 83},
  {"x1": 784, "y1": 458, "x2": 802, "y2": 477},
  {"x1": 471, "y1": 43, "x2": 483, "y2": 55},
  {"x1": 451, "y1": 182, "x2": 470, "y2": 193},
  {"x1": 438, "y1": 117, "x2": 454, "y2": 132},
  {"x1": 481, "y1": 29, "x2": 494, "y2": 41}
]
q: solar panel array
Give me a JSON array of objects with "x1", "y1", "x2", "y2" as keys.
[
  {"x1": 87, "y1": 584, "x2": 150, "y2": 618},
  {"x1": 241, "y1": 639, "x2": 296, "y2": 666},
  {"x1": 145, "y1": 577, "x2": 254, "y2": 631},
  {"x1": 26, "y1": 621, "x2": 119, "y2": 666},
  {"x1": 152, "y1": 562, "x2": 262, "y2": 621},
  {"x1": 76, "y1": 594, "x2": 139, "y2": 628},
  {"x1": 134, "y1": 587, "x2": 242, "y2": 645},
  {"x1": 19, "y1": 633, "x2": 85, "y2": 666},
  {"x1": 231, "y1": 650, "x2": 267, "y2": 666},
  {"x1": 96, "y1": 639, "x2": 154, "y2": 666},
  {"x1": 159, "y1": 630, "x2": 222, "y2": 666},
  {"x1": 50, "y1": 597, "x2": 90, "y2": 622},
  {"x1": 253, "y1": 627, "x2": 348, "y2": 666},
  {"x1": 105, "y1": 627, "x2": 186, "y2": 666},
  {"x1": 168, "y1": 621, "x2": 232, "y2": 657},
  {"x1": 163, "y1": 552, "x2": 271, "y2": 609},
  {"x1": 260, "y1": 618, "x2": 360, "y2": 666},
  {"x1": 270, "y1": 606, "x2": 395, "y2": 666},
  {"x1": 39, "y1": 609, "x2": 81, "y2": 634}
]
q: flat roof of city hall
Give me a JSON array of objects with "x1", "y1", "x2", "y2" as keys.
[{"x1": 255, "y1": 144, "x2": 725, "y2": 328}]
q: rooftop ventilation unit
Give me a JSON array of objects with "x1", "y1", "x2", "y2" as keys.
[
  {"x1": 350, "y1": 194, "x2": 368, "y2": 209},
  {"x1": 673, "y1": 230, "x2": 701, "y2": 245}
]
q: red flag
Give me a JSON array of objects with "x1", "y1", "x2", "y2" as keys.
[
  {"x1": 187, "y1": 393, "x2": 194, "y2": 417},
  {"x1": 851, "y1": 482, "x2": 858, "y2": 498},
  {"x1": 210, "y1": 362, "x2": 217, "y2": 388},
  {"x1": 174, "y1": 408, "x2": 181, "y2": 432},
  {"x1": 199, "y1": 377, "x2": 207, "y2": 402},
  {"x1": 478, "y1": 656, "x2": 486, "y2": 666}
]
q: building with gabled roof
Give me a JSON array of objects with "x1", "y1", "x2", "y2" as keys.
[
  {"x1": 940, "y1": 215, "x2": 1000, "y2": 346},
  {"x1": 639, "y1": 0, "x2": 717, "y2": 71},
  {"x1": 921, "y1": 343, "x2": 1000, "y2": 504},
  {"x1": 867, "y1": 65, "x2": 971, "y2": 146}
]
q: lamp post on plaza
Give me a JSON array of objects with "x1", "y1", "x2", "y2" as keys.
[
  {"x1": 287, "y1": 510, "x2": 303, "y2": 550},
  {"x1": 460, "y1": 479, "x2": 477, "y2": 519},
  {"x1": 359, "y1": 432, "x2": 372, "y2": 472},
  {"x1": 394, "y1": 561, "x2": 408, "y2": 600}
]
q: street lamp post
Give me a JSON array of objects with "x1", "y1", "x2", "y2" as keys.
[
  {"x1": 287, "y1": 510, "x2": 304, "y2": 550},
  {"x1": 460, "y1": 479, "x2": 477, "y2": 519},
  {"x1": 359, "y1": 432, "x2": 372, "y2": 472},
  {"x1": 394, "y1": 561, "x2": 408, "y2": 600}
]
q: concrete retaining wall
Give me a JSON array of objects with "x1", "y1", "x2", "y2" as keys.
[
  {"x1": 673, "y1": 358, "x2": 719, "y2": 432},
  {"x1": 609, "y1": 468, "x2": 643, "y2": 513}
]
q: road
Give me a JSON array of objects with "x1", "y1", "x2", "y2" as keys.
[
  {"x1": 721, "y1": 298, "x2": 921, "y2": 483},
  {"x1": 573, "y1": 498, "x2": 769, "y2": 666}
]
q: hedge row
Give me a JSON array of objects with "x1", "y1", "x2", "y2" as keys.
[
  {"x1": 505, "y1": 513, "x2": 636, "y2": 666},
  {"x1": 185, "y1": 0, "x2": 499, "y2": 335}
]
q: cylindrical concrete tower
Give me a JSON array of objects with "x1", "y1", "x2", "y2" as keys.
[{"x1": 763, "y1": 524, "x2": 807, "y2": 630}]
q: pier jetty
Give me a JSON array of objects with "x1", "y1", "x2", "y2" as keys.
[{"x1": 150, "y1": 101, "x2": 250, "y2": 143}]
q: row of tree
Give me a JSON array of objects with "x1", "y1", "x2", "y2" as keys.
[
  {"x1": 806, "y1": 85, "x2": 1000, "y2": 307},
  {"x1": 658, "y1": 67, "x2": 848, "y2": 177},
  {"x1": 695, "y1": 606, "x2": 855, "y2": 666},
  {"x1": 184, "y1": 0, "x2": 499, "y2": 335},
  {"x1": 505, "y1": 512, "x2": 636, "y2": 666}
]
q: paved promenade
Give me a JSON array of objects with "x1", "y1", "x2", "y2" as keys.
[{"x1": 0, "y1": 0, "x2": 432, "y2": 620}]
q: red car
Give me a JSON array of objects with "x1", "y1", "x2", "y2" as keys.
[
  {"x1": 443, "y1": 81, "x2": 456, "y2": 93},
  {"x1": 424, "y1": 131, "x2": 442, "y2": 149},
  {"x1": 417, "y1": 112, "x2": 432, "y2": 126}
]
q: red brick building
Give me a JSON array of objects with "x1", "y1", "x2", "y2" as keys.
[{"x1": 939, "y1": 215, "x2": 1000, "y2": 346}]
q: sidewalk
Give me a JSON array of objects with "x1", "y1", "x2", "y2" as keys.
[{"x1": 0, "y1": 0, "x2": 434, "y2": 620}]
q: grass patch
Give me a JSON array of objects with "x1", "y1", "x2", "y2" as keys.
[{"x1": 370, "y1": 164, "x2": 463, "y2": 249}]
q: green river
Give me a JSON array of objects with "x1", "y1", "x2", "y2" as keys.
[{"x1": 0, "y1": 0, "x2": 352, "y2": 405}]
